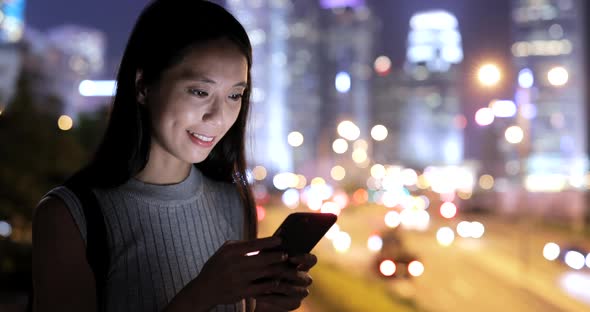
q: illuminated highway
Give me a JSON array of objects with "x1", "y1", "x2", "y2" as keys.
[{"x1": 260, "y1": 206, "x2": 590, "y2": 312}]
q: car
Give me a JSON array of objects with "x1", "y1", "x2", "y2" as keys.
[{"x1": 373, "y1": 228, "x2": 424, "y2": 279}]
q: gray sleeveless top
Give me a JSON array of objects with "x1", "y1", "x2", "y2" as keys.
[{"x1": 43, "y1": 165, "x2": 246, "y2": 312}]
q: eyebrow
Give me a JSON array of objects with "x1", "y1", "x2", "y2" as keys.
[{"x1": 179, "y1": 69, "x2": 247, "y2": 88}]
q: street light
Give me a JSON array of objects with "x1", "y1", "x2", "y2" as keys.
[{"x1": 477, "y1": 63, "x2": 501, "y2": 87}]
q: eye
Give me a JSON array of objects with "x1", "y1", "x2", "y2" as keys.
[
  {"x1": 188, "y1": 88, "x2": 208, "y2": 97},
  {"x1": 229, "y1": 93, "x2": 244, "y2": 101}
]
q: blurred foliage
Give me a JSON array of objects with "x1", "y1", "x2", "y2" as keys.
[{"x1": 0, "y1": 71, "x2": 108, "y2": 221}]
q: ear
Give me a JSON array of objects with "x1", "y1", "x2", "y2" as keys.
[{"x1": 135, "y1": 70, "x2": 148, "y2": 105}]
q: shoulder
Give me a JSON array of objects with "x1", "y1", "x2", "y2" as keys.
[
  {"x1": 33, "y1": 194, "x2": 71, "y2": 230},
  {"x1": 37, "y1": 186, "x2": 89, "y2": 244},
  {"x1": 32, "y1": 191, "x2": 97, "y2": 310}
]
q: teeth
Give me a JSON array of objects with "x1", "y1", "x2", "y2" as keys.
[{"x1": 188, "y1": 130, "x2": 213, "y2": 142}]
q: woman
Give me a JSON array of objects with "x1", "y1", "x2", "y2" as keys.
[{"x1": 32, "y1": 1, "x2": 316, "y2": 311}]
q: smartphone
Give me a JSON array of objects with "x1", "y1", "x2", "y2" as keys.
[{"x1": 269, "y1": 212, "x2": 338, "y2": 256}]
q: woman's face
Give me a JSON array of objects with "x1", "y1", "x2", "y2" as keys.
[{"x1": 144, "y1": 38, "x2": 248, "y2": 166}]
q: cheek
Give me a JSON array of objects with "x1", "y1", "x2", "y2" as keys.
[{"x1": 150, "y1": 100, "x2": 196, "y2": 137}]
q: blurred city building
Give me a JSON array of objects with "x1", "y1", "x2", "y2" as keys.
[
  {"x1": 0, "y1": 0, "x2": 26, "y2": 108},
  {"x1": 44, "y1": 25, "x2": 107, "y2": 117},
  {"x1": 316, "y1": 0, "x2": 376, "y2": 181},
  {"x1": 227, "y1": 0, "x2": 295, "y2": 175},
  {"x1": 503, "y1": 0, "x2": 587, "y2": 222},
  {"x1": 373, "y1": 10, "x2": 464, "y2": 169},
  {"x1": 227, "y1": 0, "x2": 374, "y2": 180},
  {"x1": 17, "y1": 25, "x2": 107, "y2": 118}
]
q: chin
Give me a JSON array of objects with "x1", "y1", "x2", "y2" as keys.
[{"x1": 187, "y1": 153, "x2": 210, "y2": 164}]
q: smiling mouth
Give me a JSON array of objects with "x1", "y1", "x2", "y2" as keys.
[{"x1": 187, "y1": 130, "x2": 215, "y2": 142}]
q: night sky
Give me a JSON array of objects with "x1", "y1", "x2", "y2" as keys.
[
  {"x1": 25, "y1": 0, "x2": 514, "y2": 158},
  {"x1": 26, "y1": 0, "x2": 512, "y2": 72}
]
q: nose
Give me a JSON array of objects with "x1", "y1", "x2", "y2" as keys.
[{"x1": 201, "y1": 95, "x2": 224, "y2": 127}]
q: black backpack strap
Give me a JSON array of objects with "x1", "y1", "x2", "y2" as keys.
[{"x1": 63, "y1": 175, "x2": 109, "y2": 311}]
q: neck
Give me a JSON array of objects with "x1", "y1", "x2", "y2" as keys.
[{"x1": 134, "y1": 144, "x2": 192, "y2": 185}]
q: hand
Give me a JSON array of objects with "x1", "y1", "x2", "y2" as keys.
[
  {"x1": 254, "y1": 253, "x2": 317, "y2": 311},
  {"x1": 188, "y1": 237, "x2": 292, "y2": 308},
  {"x1": 288, "y1": 253, "x2": 317, "y2": 272}
]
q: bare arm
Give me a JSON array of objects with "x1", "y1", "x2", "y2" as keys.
[{"x1": 32, "y1": 196, "x2": 97, "y2": 312}]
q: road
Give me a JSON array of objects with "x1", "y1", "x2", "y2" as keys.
[{"x1": 260, "y1": 205, "x2": 590, "y2": 312}]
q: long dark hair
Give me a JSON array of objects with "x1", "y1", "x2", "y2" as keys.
[{"x1": 79, "y1": 0, "x2": 257, "y2": 240}]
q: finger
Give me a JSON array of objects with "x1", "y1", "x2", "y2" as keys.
[
  {"x1": 256, "y1": 293, "x2": 306, "y2": 311},
  {"x1": 228, "y1": 236, "x2": 282, "y2": 256},
  {"x1": 278, "y1": 271, "x2": 312, "y2": 287},
  {"x1": 272, "y1": 282, "x2": 309, "y2": 299},
  {"x1": 252, "y1": 299, "x2": 285, "y2": 312},
  {"x1": 245, "y1": 262, "x2": 292, "y2": 282},
  {"x1": 288, "y1": 253, "x2": 317, "y2": 271},
  {"x1": 243, "y1": 278, "x2": 283, "y2": 298},
  {"x1": 241, "y1": 251, "x2": 288, "y2": 270}
]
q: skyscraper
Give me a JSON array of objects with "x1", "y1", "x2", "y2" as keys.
[
  {"x1": 510, "y1": 0, "x2": 587, "y2": 189},
  {"x1": 316, "y1": 1, "x2": 376, "y2": 179},
  {"x1": 226, "y1": 0, "x2": 294, "y2": 175},
  {"x1": 374, "y1": 10, "x2": 464, "y2": 169},
  {"x1": 44, "y1": 25, "x2": 107, "y2": 117}
]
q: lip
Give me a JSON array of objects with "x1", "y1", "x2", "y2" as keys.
[{"x1": 187, "y1": 130, "x2": 216, "y2": 148}]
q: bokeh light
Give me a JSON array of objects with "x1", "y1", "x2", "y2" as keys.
[
  {"x1": 337, "y1": 121, "x2": 360, "y2": 141},
  {"x1": 374, "y1": 55, "x2": 392, "y2": 76},
  {"x1": 353, "y1": 139, "x2": 368, "y2": 151},
  {"x1": 436, "y1": 227, "x2": 455, "y2": 246},
  {"x1": 475, "y1": 107, "x2": 495, "y2": 126},
  {"x1": 332, "y1": 138, "x2": 349, "y2": 154},
  {"x1": 408, "y1": 260, "x2": 425, "y2": 277},
  {"x1": 371, "y1": 164, "x2": 386, "y2": 179},
  {"x1": 353, "y1": 189, "x2": 369, "y2": 204},
  {"x1": 331, "y1": 165, "x2": 346, "y2": 181},
  {"x1": 58, "y1": 115, "x2": 73, "y2": 131},
  {"x1": 287, "y1": 131, "x2": 304, "y2": 147},
  {"x1": 479, "y1": 174, "x2": 495, "y2": 190},
  {"x1": 384, "y1": 211, "x2": 401, "y2": 228},
  {"x1": 477, "y1": 63, "x2": 501, "y2": 86},
  {"x1": 0, "y1": 221, "x2": 12, "y2": 237},
  {"x1": 518, "y1": 68, "x2": 534, "y2": 88},
  {"x1": 401, "y1": 168, "x2": 418, "y2": 186},
  {"x1": 252, "y1": 166, "x2": 267, "y2": 181},
  {"x1": 505, "y1": 126, "x2": 524, "y2": 144},
  {"x1": 367, "y1": 234, "x2": 383, "y2": 252},
  {"x1": 281, "y1": 189, "x2": 300, "y2": 209},
  {"x1": 335, "y1": 71, "x2": 351, "y2": 93},
  {"x1": 490, "y1": 100, "x2": 516, "y2": 118},
  {"x1": 333, "y1": 231, "x2": 352, "y2": 253},
  {"x1": 371, "y1": 124, "x2": 388, "y2": 141},
  {"x1": 543, "y1": 242, "x2": 561, "y2": 261},
  {"x1": 321, "y1": 201, "x2": 341, "y2": 215},
  {"x1": 440, "y1": 202, "x2": 457, "y2": 219},
  {"x1": 379, "y1": 260, "x2": 396, "y2": 276},
  {"x1": 471, "y1": 221, "x2": 485, "y2": 238},
  {"x1": 352, "y1": 149, "x2": 368, "y2": 164},
  {"x1": 456, "y1": 221, "x2": 471, "y2": 238},
  {"x1": 565, "y1": 251, "x2": 586, "y2": 270},
  {"x1": 547, "y1": 66, "x2": 568, "y2": 86}
]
